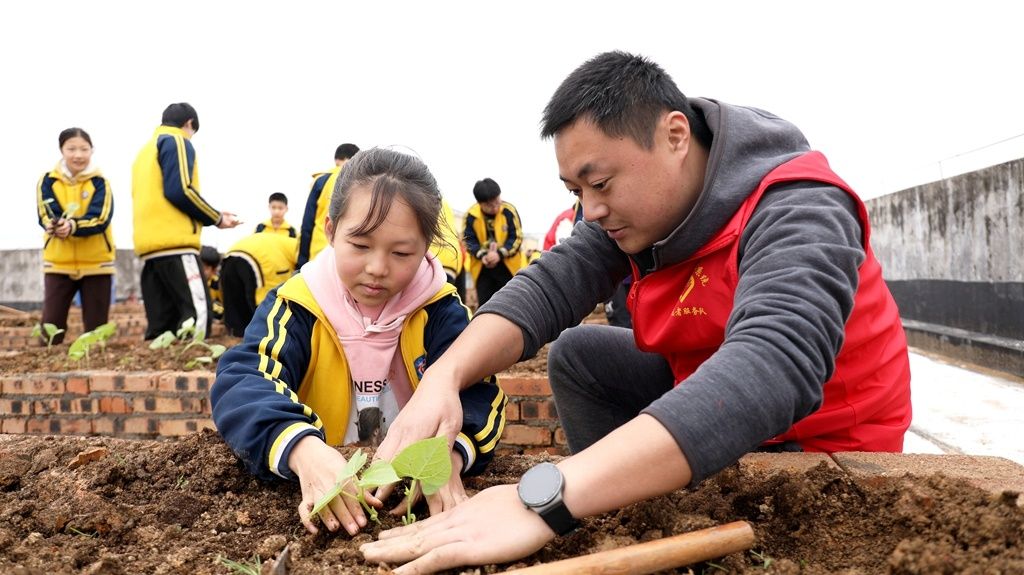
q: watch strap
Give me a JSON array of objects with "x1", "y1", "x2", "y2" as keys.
[{"x1": 539, "y1": 500, "x2": 579, "y2": 536}]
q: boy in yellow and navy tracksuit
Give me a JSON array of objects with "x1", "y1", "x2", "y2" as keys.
[
  {"x1": 219, "y1": 232, "x2": 298, "y2": 336},
  {"x1": 210, "y1": 267, "x2": 506, "y2": 482},
  {"x1": 296, "y1": 143, "x2": 359, "y2": 268},
  {"x1": 36, "y1": 130, "x2": 115, "y2": 343},
  {"x1": 131, "y1": 103, "x2": 241, "y2": 339},
  {"x1": 432, "y1": 198, "x2": 464, "y2": 286},
  {"x1": 255, "y1": 192, "x2": 298, "y2": 238},
  {"x1": 463, "y1": 178, "x2": 524, "y2": 307}
]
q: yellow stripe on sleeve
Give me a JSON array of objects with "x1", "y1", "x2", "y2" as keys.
[{"x1": 474, "y1": 388, "x2": 508, "y2": 453}]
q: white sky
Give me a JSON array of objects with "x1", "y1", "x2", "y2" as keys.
[{"x1": 4, "y1": 1, "x2": 1024, "y2": 251}]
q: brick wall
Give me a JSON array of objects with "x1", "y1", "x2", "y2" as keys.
[{"x1": 0, "y1": 372, "x2": 568, "y2": 454}]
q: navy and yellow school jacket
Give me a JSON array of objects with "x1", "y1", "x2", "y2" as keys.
[
  {"x1": 36, "y1": 164, "x2": 115, "y2": 277},
  {"x1": 296, "y1": 167, "x2": 341, "y2": 268},
  {"x1": 463, "y1": 201, "x2": 524, "y2": 280},
  {"x1": 255, "y1": 219, "x2": 298, "y2": 238},
  {"x1": 131, "y1": 126, "x2": 221, "y2": 259},
  {"x1": 224, "y1": 232, "x2": 299, "y2": 306},
  {"x1": 211, "y1": 274, "x2": 507, "y2": 482}
]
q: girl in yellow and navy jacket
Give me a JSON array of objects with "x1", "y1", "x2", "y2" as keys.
[
  {"x1": 212, "y1": 148, "x2": 506, "y2": 536},
  {"x1": 35, "y1": 128, "x2": 114, "y2": 344}
]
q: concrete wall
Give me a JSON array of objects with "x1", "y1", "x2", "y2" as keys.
[
  {"x1": 866, "y1": 158, "x2": 1024, "y2": 375},
  {"x1": 0, "y1": 249, "x2": 143, "y2": 310}
]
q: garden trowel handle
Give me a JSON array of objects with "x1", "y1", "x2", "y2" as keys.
[{"x1": 501, "y1": 520, "x2": 755, "y2": 575}]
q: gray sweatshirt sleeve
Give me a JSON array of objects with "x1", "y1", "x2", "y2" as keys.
[
  {"x1": 642, "y1": 181, "x2": 865, "y2": 484},
  {"x1": 477, "y1": 219, "x2": 632, "y2": 360}
]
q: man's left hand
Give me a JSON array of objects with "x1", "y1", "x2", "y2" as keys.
[{"x1": 361, "y1": 484, "x2": 554, "y2": 574}]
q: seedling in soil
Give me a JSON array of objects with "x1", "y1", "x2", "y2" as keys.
[
  {"x1": 149, "y1": 317, "x2": 224, "y2": 369},
  {"x1": 217, "y1": 554, "x2": 261, "y2": 575},
  {"x1": 31, "y1": 322, "x2": 64, "y2": 349},
  {"x1": 750, "y1": 550, "x2": 774, "y2": 569},
  {"x1": 67, "y1": 321, "x2": 117, "y2": 366},
  {"x1": 309, "y1": 436, "x2": 451, "y2": 527}
]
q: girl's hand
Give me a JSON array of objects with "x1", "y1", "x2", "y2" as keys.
[
  {"x1": 53, "y1": 220, "x2": 72, "y2": 239},
  {"x1": 389, "y1": 450, "x2": 468, "y2": 517},
  {"x1": 289, "y1": 436, "x2": 382, "y2": 535}
]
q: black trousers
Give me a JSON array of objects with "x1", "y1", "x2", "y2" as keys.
[
  {"x1": 141, "y1": 254, "x2": 211, "y2": 340},
  {"x1": 474, "y1": 264, "x2": 513, "y2": 308},
  {"x1": 41, "y1": 273, "x2": 112, "y2": 344},
  {"x1": 219, "y1": 256, "x2": 258, "y2": 337}
]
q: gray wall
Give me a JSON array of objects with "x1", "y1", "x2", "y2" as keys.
[
  {"x1": 866, "y1": 158, "x2": 1023, "y2": 375},
  {"x1": 0, "y1": 249, "x2": 143, "y2": 310}
]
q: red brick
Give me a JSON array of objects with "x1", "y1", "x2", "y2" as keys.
[
  {"x1": 501, "y1": 424, "x2": 552, "y2": 446},
  {"x1": 134, "y1": 396, "x2": 205, "y2": 414},
  {"x1": 34, "y1": 398, "x2": 95, "y2": 414},
  {"x1": 158, "y1": 418, "x2": 215, "y2": 437},
  {"x1": 26, "y1": 418, "x2": 61, "y2": 434},
  {"x1": 554, "y1": 427, "x2": 568, "y2": 446},
  {"x1": 98, "y1": 396, "x2": 132, "y2": 414},
  {"x1": 500, "y1": 377, "x2": 551, "y2": 397},
  {"x1": 90, "y1": 372, "x2": 160, "y2": 393},
  {"x1": 504, "y1": 402, "x2": 519, "y2": 421},
  {"x1": 158, "y1": 372, "x2": 214, "y2": 393},
  {"x1": 65, "y1": 376, "x2": 90, "y2": 395},
  {"x1": 4, "y1": 376, "x2": 64, "y2": 395},
  {"x1": 0, "y1": 399, "x2": 30, "y2": 416},
  {"x1": 60, "y1": 418, "x2": 92, "y2": 435},
  {"x1": 91, "y1": 418, "x2": 116, "y2": 435},
  {"x1": 1, "y1": 418, "x2": 27, "y2": 434},
  {"x1": 87, "y1": 372, "x2": 120, "y2": 392},
  {"x1": 519, "y1": 400, "x2": 557, "y2": 421},
  {"x1": 122, "y1": 417, "x2": 159, "y2": 435},
  {"x1": 0, "y1": 376, "x2": 20, "y2": 395}
]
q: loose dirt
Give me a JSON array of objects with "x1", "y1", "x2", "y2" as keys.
[{"x1": 1, "y1": 431, "x2": 1020, "y2": 574}]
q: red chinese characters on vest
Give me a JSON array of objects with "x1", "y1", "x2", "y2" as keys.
[{"x1": 627, "y1": 152, "x2": 911, "y2": 453}]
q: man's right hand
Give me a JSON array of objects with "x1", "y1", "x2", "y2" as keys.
[{"x1": 217, "y1": 211, "x2": 242, "y2": 229}]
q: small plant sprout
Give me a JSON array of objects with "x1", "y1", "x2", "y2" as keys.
[
  {"x1": 217, "y1": 554, "x2": 261, "y2": 575},
  {"x1": 148, "y1": 317, "x2": 222, "y2": 369},
  {"x1": 390, "y1": 436, "x2": 451, "y2": 525},
  {"x1": 31, "y1": 322, "x2": 64, "y2": 349},
  {"x1": 750, "y1": 550, "x2": 774, "y2": 569},
  {"x1": 308, "y1": 436, "x2": 450, "y2": 528}
]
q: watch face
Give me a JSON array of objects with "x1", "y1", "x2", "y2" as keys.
[{"x1": 518, "y1": 462, "x2": 562, "y2": 507}]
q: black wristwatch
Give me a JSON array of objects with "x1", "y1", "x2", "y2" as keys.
[{"x1": 517, "y1": 462, "x2": 579, "y2": 536}]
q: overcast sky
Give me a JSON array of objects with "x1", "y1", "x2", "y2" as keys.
[{"x1": 4, "y1": 1, "x2": 1023, "y2": 251}]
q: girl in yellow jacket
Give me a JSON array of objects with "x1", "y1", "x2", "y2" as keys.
[
  {"x1": 212, "y1": 148, "x2": 506, "y2": 537},
  {"x1": 35, "y1": 128, "x2": 115, "y2": 344}
]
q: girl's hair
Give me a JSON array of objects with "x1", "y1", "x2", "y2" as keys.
[
  {"x1": 328, "y1": 148, "x2": 443, "y2": 246},
  {"x1": 59, "y1": 127, "x2": 92, "y2": 149}
]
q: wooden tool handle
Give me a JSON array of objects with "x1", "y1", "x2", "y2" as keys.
[{"x1": 502, "y1": 520, "x2": 755, "y2": 575}]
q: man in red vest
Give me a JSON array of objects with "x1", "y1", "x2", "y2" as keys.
[{"x1": 362, "y1": 51, "x2": 911, "y2": 573}]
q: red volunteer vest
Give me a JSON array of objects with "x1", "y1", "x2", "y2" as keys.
[{"x1": 627, "y1": 151, "x2": 911, "y2": 452}]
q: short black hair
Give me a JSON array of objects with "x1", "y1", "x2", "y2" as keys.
[
  {"x1": 199, "y1": 245, "x2": 221, "y2": 267},
  {"x1": 541, "y1": 51, "x2": 711, "y2": 150},
  {"x1": 335, "y1": 143, "x2": 360, "y2": 161},
  {"x1": 268, "y1": 192, "x2": 288, "y2": 205},
  {"x1": 472, "y1": 178, "x2": 501, "y2": 203},
  {"x1": 162, "y1": 102, "x2": 200, "y2": 132}
]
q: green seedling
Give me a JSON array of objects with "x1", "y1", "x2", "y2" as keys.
[
  {"x1": 148, "y1": 317, "x2": 221, "y2": 369},
  {"x1": 31, "y1": 322, "x2": 64, "y2": 349},
  {"x1": 217, "y1": 554, "x2": 261, "y2": 575},
  {"x1": 749, "y1": 550, "x2": 774, "y2": 569},
  {"x1": 66, "y1": 526, "x2": 97, "y2": 538},
  {"x1": 67, "y1": 322, "x2": 116, "y2": 366},
  {"x1": 309, "y1": 436, "x2": 450, "y2": 527}
]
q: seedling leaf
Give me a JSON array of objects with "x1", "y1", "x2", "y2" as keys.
[
  {"x1": 149, "y1": 331, "x2": 176, "y2": 349},
  {"x1": 358, "y1": 460, "x2": 401, "y2": 489},
  {"x1": 390, "y1": 436, "x2": 451, "y2": 495},
  {"x1": 310, "y1": 450, "x2": 368, "y2": 517},
  {"x1": 176, "y1": 317, "x2": 196, "y2": 339},
  {"x1": 94, "y1": 322, "x2": 116, "y2": 340},
  {"x1": 208, "y1": 344, "x2": 227, "y2": 358},
  {"x1": 30, "y1": 324, "x2": 41, "y2": 338}
]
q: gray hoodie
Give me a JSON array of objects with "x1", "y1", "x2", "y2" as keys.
[{"x1": 480, "y1": 98, "x2": 865, "y2": 483}]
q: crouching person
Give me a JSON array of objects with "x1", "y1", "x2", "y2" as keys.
[
  {"x1": 211, "y1": 148, "x2": 507, "y2": 536},
  {"x1": 219, "y1": 232, "x2": 298, "y2": 337}
]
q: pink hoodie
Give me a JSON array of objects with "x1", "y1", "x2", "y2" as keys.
[{"x1": 301, "y1": 247, "x2": 446, "y2": 445}]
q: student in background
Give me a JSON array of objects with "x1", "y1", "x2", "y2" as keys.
[
  {"x1": 462, "y1": 178, "x2": 523, "y2": 307},
  {"x1": 219, "y1": 232, "x2": 298, "y2": 336},
  {"x1": 255, "y1": 192, "x2": 298, "y2": 238},
  {"x1": 297, "y1": 143, "x2": 359, "y2": 268},
  {"x1": 35, "y1": 127, "x2": 115, "y2": 344},
  {"x1": 212, "y1": 148, "x2": 506, "y2": 537},
  {"x1": 131, "y1": 102, "x2": 241, "y2": 339},
  {"x1": 199, "y1": 245, "x2": 224, "y2": 321}
]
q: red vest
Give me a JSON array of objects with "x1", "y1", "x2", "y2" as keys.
[{"x1": 627, "y1": 152, "x2": 911, "y2": 452}]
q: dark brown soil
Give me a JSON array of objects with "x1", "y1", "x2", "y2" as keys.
[
  {"x1": 1, "y1": 431, "x2": 1020, "y2": 574},
  {"x1": 0, "y1": 335, "x2": 241, "y2": 374}
]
